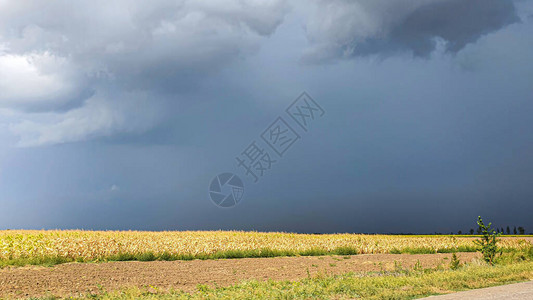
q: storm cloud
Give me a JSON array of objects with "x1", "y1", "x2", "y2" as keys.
[
  {"x1": 0, "y1": 0, "x2": 289, "y2": 146},
  {"x1": 0, "y1": 1, "x2": 532, "y2": 233},
  {"x1": 0, "y1": 0, "x2": 522, "y2": 146},
  {"x1": 303, "y1": 0, "x2": 519, "y2": 62}
]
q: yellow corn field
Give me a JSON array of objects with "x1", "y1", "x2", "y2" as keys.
[{"x1": 0, "y1": 230, "x2": 530, "y2": 262}]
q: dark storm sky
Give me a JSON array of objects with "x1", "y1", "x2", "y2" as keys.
[{"x1": 0, "y1": 0, "x2": 532, "y2": 233}]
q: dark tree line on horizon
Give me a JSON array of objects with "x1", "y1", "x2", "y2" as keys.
[{"x1": 458, "y1": 226, "x2": 527, "y2": 235}]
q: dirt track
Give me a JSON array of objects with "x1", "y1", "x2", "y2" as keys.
[
  {"x1": 422, "y1": 281, "x2": 533, "y2": 299},
  {"x1": 0, "y1": 253, "x2": 480, "y2": 298}
]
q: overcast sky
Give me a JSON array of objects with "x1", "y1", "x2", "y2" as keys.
[{"x1": 0, "y1": 0, "x2": 532, "y2": 233}]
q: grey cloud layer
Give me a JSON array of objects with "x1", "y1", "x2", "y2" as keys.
[
  {"x1": 0, "y1": 0, "x2": 289, "y2": 146},
  {"x1": 303, "y1": 0, "x2": 519, "y2": 62},
  {"x1": 0, "y1": 0, "x2": 520, "y2": 146}
]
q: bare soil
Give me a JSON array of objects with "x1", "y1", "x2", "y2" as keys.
[{"x1": 0, "y1": 253, "x2": 481, "y2": 299}]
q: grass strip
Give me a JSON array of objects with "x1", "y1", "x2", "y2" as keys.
[
  {"x1": 0, "y1": 247, "x2": 360, "y2": 268},
  {"x1": 2, "y1": 245, "x2": 528, "y2": 268}
]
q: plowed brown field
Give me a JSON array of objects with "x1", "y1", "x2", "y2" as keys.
[{"x1": 0, "y1": 253, "x2": 481, "y2": 299}]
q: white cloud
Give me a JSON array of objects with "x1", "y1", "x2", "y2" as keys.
[
  {"x1": 0, "y1": 52, "x2": 90, "y2": 112},
  {"x1": 9, "y1": 90, "x2": 161, "y2": 147},
  {"x1": 0, "y1": 0, "x2": 290, "y2": 146}
]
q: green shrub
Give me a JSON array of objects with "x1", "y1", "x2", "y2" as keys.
[
  {"x1": 473, "y1": 216, "x2": 501, "y2": 265},
  {"x1": 450, "y1": 253, "x2": 461, "y2": 270}
]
